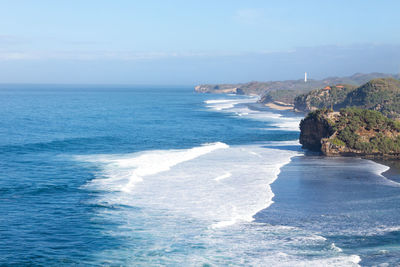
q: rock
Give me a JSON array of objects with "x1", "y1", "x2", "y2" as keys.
[
  {"x1": 299, "y1": 108, "x2": 400, "y2": 158},
  {"x1": 299, "y1": 109, "x2": 335, "y2": 151}
]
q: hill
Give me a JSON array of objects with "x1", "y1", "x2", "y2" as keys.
[
  {"x1": 343, "y1": 78, "x2": 400, "y2": 118},
  {"x1": 294, "y1": 84, "x2": 357, "y2": 111},
  {"x1": 295, "y1": 78, "x2": 400, "y2": 118}
]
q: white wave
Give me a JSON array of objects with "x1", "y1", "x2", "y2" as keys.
[
  {"x1": 214, "y1": 172, "x2": 231, "y2": 181},
  {"x1": 204, "y1": 96, "x2": 302, "y2": 131},
  {"x1": 359, "y1": 225, "x2": 400, "y2": 236},
  {"x1": 302, "y1": 255, "x2": 361, "y2": 266},
  {"x1": 330, "y1": 243, "x2": 343, "y2": 252},
  {"x1": 204, "y1": 98, "x2": 256, "y2": 111},
  {"x1": 264, "y1": 140, "x2": 301, "y2": 146},
  {"x1": 365, "y1": 159, "x2": 400, "y2": 187},
  {"x1": 204, "y1": 99, "x2": 237, "y2": 104},
  {"x1": 80, "y1": 143, "x2": 298, "y2": 227},
  {"x1": 78, "y1": 142, "x2": 229, "y2": 193}
]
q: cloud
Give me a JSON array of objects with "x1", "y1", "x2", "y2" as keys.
[
  {"x1": 0, "y1": 50, "x2": 240, "y2": 61},
  {"x1": 0, "y1": 35, "x2": 27, "y2": 45},
  {"x1": 0, "y1": 52, "x2": 37, "y2": 60}
]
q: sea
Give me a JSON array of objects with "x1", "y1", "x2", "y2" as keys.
[{"x1": 0, "y1": 85, "x2": 399, "y2": 266}]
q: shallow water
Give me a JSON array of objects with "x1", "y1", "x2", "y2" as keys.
[{"x1": 257, "y1": 155, "x2": 400, "y2": 266}]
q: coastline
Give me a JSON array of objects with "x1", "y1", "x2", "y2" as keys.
[
  {"x1": 202, "y1": 91, "x2": 400, "y2": 265},
  {"x1": 222, "y1": 92, "x2": 400, "y2": 182},
  {"x1": 263, "y1": 102, "x2": 294, "y2": 111},
  {"x1": 372, "y1": 159, "x2": 400, "y2": 183},
  {"x1": 259, "y1": 97, "x2": 400, "y2": 186}
]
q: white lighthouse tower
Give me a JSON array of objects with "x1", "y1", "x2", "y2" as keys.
[{"x1": 304, "y1": 72, "x2": 307, "y2": 82}]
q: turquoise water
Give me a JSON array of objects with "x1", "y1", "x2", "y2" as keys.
[{"x1": 0, "y1": 85, "x2": 399, "y2": 266}]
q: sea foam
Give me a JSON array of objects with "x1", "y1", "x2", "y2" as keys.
[
  {"x1": 80, "y1": 143, "x2": 298, "y2": 228},
  {"x1": 79, "y1": 142, "x2": 229, "y2": 193},
  {"x1": 367, "y1": 159, "x2": 400, "y2": 187},
  {"x1": 204, "y1": 97, "x2": 303, "y2": 132},
  {"x1": 79, "y1": 143, "x2": 361, "y2": 266}
]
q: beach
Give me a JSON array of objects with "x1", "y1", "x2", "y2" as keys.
[{"x1": 264, "y1": 101, "x2": 295, "y2": 111}]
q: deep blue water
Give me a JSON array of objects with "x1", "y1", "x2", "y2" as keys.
[{"x1": 0, "y1": 85, "x2": 399, "y2": 266}]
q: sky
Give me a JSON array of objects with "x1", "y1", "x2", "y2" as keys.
[{"x1": 0, "y1": 0, "x2": 399, "y2": 84}]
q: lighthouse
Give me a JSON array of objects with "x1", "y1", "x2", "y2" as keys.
[{"x1": 304, "y1": 72, "x2": 307, "y2": 82}]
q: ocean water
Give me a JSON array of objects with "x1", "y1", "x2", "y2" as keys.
[{"x1": 0, "y1": 85, "x2": 399, "y2": 266}]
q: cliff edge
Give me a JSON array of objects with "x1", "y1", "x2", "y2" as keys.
[{"x1": 300, "y1": 108, "x2": 400, "y2": 158}]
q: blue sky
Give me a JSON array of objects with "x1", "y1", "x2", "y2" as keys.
[{"x1": 0, "y1": 0, "x2": 399, "y2": 84}]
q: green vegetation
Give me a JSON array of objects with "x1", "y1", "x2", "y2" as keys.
[
  {"x1": 329, "y1": 137, "x2": 346, "y2": 147},
  {"x1": 332, "y1": 108, "x2": 400, "y2": 154},
  {"x1": 294, "y1": 85, "x2": 356, "y2": 111},
  {"x1": 260, "y1": 89, "x2": 300, "y2": 104},
  {"x1": 300, "y1": 107, "x2": 400, "y2": 156},
  {"x1": 295, "y1": 78, "x2": 400, "y2": 119},
  {"x1": 344, "y1": 78, "x2": 400, "y2": 118},
  {"x1": 302, "y1": 107, "x2": 331, "y2": 120}
]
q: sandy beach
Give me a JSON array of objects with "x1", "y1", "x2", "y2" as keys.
[{"x1": 264, "y1": 101, "x2": 294, "y2": 111}]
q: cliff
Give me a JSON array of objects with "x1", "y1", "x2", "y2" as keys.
[
  {"x1": 295, "y1": 78, "x2": 400, "y2": 119},
  {"x1": 300, "y1": 108, "x2": 400, "y2": 158}
]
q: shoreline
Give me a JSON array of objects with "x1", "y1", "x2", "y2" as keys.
[
  {"x1": 263, "y1": 101, "x2": 294, "y2": 111},
  {"x1": 258, "y1": 98, "x2": 400, "y2": 181},
  {"x1": 212, "y1": 91, "x2": 399, "y2": 182},
  {"x1": 372, "y1": 159, "x2": 400, "y2": 183},
  {"x1": 255, "y1": 154, "x2": 400, "y2": 266},
  {"x1": 202, "y1": 91, "x2": 400, "y2": 265}
]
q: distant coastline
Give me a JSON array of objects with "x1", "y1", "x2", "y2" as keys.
[{"x1": 195, "y1": 72, "x2": 400, "y2": 111}]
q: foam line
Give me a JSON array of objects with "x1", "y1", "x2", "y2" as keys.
[
  {"x1": 214, "y1": 172, "x2": 232, "y2": 181},
  {"x1": 204, "y1": 96, "x2": 302, "y2": 131},
  {"x1": 367, "y1": 159, "x2": 400, "y2": 187},
  {"x1": 79, "y1": 142, "x2": 229, "y2": 193}
]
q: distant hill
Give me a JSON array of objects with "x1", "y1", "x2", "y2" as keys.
[
  {"x1": 194, "y1": 73, "x2": 400, "y2": 106},
  {"x1": 195, "y1": 79, "x2": 325, "y2": 96},
  {"x1": 295, "y1": 78, "x2": 400, "y2": 118}
]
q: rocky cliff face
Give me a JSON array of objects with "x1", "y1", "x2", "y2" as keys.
[
  {"x1": 300, "y1": 108, "x2": 400, "y2": 158},
  {"x1": 299, "y1": 110, "x2": 336, "y2": 151}
]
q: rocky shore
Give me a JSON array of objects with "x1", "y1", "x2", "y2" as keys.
[{"x1": 300, "y1": 108, "x2": 400, "y2": 158}]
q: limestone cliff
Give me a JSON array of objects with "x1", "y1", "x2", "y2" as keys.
[
  {"x1": 300, "y1": 108, "x2": 400, "y2": 158},
  {"x1": 299, "y1": 109, "x2": 336, "y2": 151}
]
